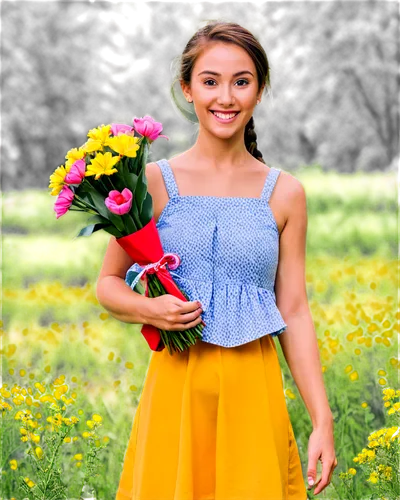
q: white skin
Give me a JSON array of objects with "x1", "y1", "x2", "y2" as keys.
[{"x1": 181, "y1": 40, "x2": 264, "y2": 169}]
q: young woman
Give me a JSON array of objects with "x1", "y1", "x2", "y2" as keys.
[{"x1": 97, "y1": 20, "x2": 337, "y2": 500}]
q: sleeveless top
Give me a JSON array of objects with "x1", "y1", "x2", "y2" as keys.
[{"x1": 125, "y1": 158, "x2": 287, "y2": 348}]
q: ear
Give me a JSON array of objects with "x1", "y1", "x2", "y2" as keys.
[
  {"x1": 180, "y1": 79, "x2": 192, "y2": 102},
  {"x1": 257, "y1": 83, "x2": 266, "y2": 103}
]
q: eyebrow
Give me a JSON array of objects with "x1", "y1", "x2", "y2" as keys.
[{"x1": 197, "y1": 70, "x2": 254, "y2": 77}]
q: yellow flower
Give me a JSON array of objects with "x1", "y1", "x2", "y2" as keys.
[
  {"x1": 388, "y1": 403, "x2": 400, "y2": 415},
  {"x1": 382, "y1": 388, "x2": 395, "y2": 400},
  {"x1": 350, "y1": 371, "x2": 359, "y2": 381},
  {"x1": 82, "y1": 124, "x2": 111, "y2": 153},
  {"x1": 65, "y1": 147, "x2": 85, "y2": 169},
  {"x1": 92, "y1": 414, "x2": 102, "y2": 423},
  {"x1": 85, "y1": 152, "x2": 120, "y2": 180},
  {"x1": 63, "y1": 416, "x2": 79, "y2": 427},
  {"x1": 73, "y1": 453, "x2": 83, "y2": 460},
  {"x1": 9, "y1": 459, "x2": 17, "y2": 470},
  {"x1": 106, "y1": 135, "x2": 140, "y2": 158},
  {"x1": 49, "y1": 165, "x2": 68, "y2": 196},
  {"x1": 0, "y1": 400, "x2": 12, "y2": 412},
  {"x1": 35, "y1": 446, "x2": 43, "y2": 459},
  {"x1": 368, "y1": 471, "x2": 379, "y2": 484},
  {"x1": 24, "y1": 476, "x2": 35, "y2": 488},
  {"x1": 348, "y1": 468, "x2": 356, "y2": 475}
]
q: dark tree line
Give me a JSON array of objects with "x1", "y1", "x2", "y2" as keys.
[{"x1": 1, "y1": 0, "x2": 398, "y2": 190}]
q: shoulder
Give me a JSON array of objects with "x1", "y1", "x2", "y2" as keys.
[
  {"x1": 276, "y1": 168, "x2": 306, "y2": 205},
  {"x1": 272, "y1": 169, "x2": 307, "y2": 230}
]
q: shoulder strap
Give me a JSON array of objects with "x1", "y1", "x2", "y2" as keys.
[
  {"x1": 155, "y1": 159, "x2": 180, "y2": 198},
  {"x1": 260, "y1": 167, "x2": 281, "y2": 202}
]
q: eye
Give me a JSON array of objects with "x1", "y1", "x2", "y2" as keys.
[{"x1": 204, "y1": 78, "x2": 249, "y2": 87}]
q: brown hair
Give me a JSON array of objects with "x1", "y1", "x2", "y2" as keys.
[{"x1": 170, "y1": 20, "x2": 271, "y2": 164}]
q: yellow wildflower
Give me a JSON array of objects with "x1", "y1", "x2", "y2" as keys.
[
  {"x1": 63, "y1": 416, "x2": 79, "y2": 427},
  {"x1": 92, "y1": 414, "x2": 102, "y2": 423},
  {"x1": 350, "y1": 371, "x2": 359, "y2": 381},
  {"x1": 85, "y1": 152, "x2": 120, "y2": 180},
  {"x1": 368, "y1": 471, "x2": 379, "y2": 484},
  {"x1": 9, "y1": 459, "x2": 17, "y2": 470},
  {"x1": 388, "y1": 403, "x2": 400, "y2": 415},
  {"x1": 73, "y1": 453, "x2": 83, "y2": 460},
  {"x1": 24, "y1": 476, "x2": 35, "y2": 488},
  {"x1": 1, "y1": 400, "x2": 12, "y2": 412},
  {"x1": 382, "y1": 388, "x2": 396, "y2": 400},
  {"x1": 35, "y1": 446, "x2": 43, "y2": 459},
  {"x1": 106, "y1": 134, "x2": 140, "y2": 158},
  {"x1": 348, "y1": 468, "x2": 356, "y2": 475}
]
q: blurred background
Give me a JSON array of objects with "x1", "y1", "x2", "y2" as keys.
[{"x1": 1, "y1": 1, "x2": 398, "y2": 499}]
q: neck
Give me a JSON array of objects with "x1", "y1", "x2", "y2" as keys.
[{"x1": 190, "y1": 124, "x2": 252, "y2": 171}]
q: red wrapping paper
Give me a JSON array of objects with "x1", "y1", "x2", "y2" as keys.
[{"x1": 116, "y1": 217, "x2": 205, "y2": 351}]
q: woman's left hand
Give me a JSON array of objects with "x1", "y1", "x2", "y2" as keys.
[{"x1": 306, "y1": 422, "x2": 338, "y2": 495}]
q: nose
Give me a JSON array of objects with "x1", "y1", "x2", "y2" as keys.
[{"x1": 217, "y1": 84, "x2": 235, "y2": 106}]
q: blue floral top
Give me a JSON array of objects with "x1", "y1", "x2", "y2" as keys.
[{"x1": 125, "y1": 158, "x2": 287, "y2": 348}]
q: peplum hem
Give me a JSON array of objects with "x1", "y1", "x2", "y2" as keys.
[{"x1": 125, "y1": 264, "x2": 287, "y2": 348}]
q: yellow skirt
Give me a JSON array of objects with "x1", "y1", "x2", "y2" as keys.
[{"x1": 116, "y1": 334, "x2": 307, "y2": 500}]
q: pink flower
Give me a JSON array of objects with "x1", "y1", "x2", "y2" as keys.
[
  {"x1": 64, "y1": 159, "x2": 86, "y2": 185},
  {"x1": 105, "y1": 188, "x2": 133, "y2": 215},
  {"x1": 54, "y1": 185, "x2": 74, "y2": 219},
  {"x1": 110, "y1": 123, "x2": 135, "y2": 136},
  {"x1": 132, "y1": 115, "x2": 169, "y2": 142}
]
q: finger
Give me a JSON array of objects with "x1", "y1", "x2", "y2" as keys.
[
  {"x1": 327, "y1": 457, "x2": 338, "y2": 484},
  {"x1": 179, "y1": 300, "x2": 202, "y2": 312},
  {"x1": 180, "y1": 307, "x2": 203, "y2": 323},
  {"x1": 313, "y1": 458, "x2": 335, "y2": 495},
  {"x1": 174, "y1": 314, "x2": 203, "y2": 331},
  {"x1": 306, "y1": 452, "x2": 319, "y2": 489}
]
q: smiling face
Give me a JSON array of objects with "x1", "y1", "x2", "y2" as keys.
[{"x1": 181, "y1": 41, "x2": 264, "y2": 140}]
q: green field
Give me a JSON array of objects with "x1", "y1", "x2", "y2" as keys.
[{"x1": 1, "y1": 168, "x2": 398, "y2": 499}]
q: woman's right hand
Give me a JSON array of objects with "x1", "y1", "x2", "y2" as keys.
[{"x1": 143, "y1": 294, "x2": 205, "y2": 331}]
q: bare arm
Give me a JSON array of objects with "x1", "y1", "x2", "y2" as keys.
[
  {"x1": 96, "y1": 235, "x2": 153, "y2": 324},
  {"x1": 275, "y1": 176, "x2": 333, "y2": 429}
]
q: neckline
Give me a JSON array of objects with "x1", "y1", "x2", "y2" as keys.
[
  {"x1": 161, "y1": 158, "x2": 276, "y2": 201},
  {"x1": 155, "y1": 195, "x2": 280, "y2": 234}
]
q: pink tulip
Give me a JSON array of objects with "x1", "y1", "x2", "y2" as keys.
[
  {"x1": 110, "y1": 123, "x2": 135, "y2": 136},
  {"x1": 54, "y1": 185, "x2": 74, "y2": 219},
  {"x1": 132, "y1": 115, "x2": 169, "y2": 142},
  {"x1": 64, "y1": 159, "x2": 86, "y2": 185},
  {"x1": 105, "y1": 188, "x2": 133, "y2": 215}
]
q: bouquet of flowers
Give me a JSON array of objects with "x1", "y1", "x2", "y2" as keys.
[{"x1": 48, "y1": 115, "x2": 205, "y2": 355}]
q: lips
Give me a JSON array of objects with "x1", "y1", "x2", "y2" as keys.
[{"x1": 210, "y1": 110, "x2": 240, "y2": 115}]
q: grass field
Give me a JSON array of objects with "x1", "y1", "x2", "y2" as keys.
[{"x1": 1, "y1": 167, "x2": 398, "y2": 499}]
